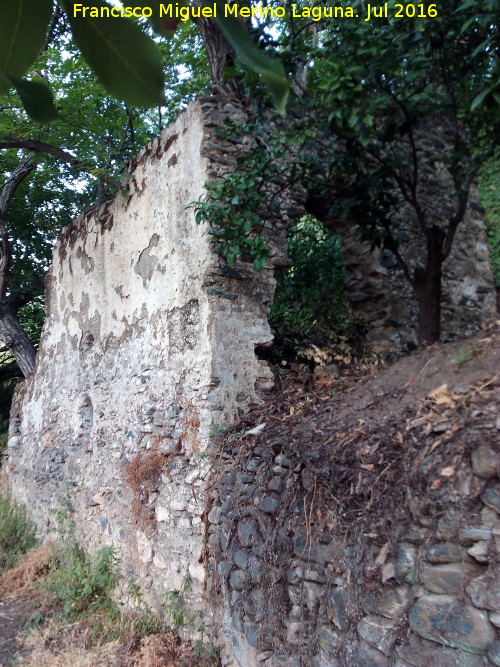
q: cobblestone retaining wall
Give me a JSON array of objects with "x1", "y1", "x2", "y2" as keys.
[{"x1": 208, "y1": 430, "x2": 499, "y2": 665}]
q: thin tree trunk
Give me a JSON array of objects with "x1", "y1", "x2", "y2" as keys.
[
  {"x1": 414, "y1": 226, "x2": 444, "y2": 345},
  {"x1": 195, "y1": 18, "x2": 243, "y2": 100},
  {"x1": 0, "y1": 156, "x2": 38, "y2": 377},
  {"x1": 0, "y1": 302, "x2": 37, "y2": 376}
]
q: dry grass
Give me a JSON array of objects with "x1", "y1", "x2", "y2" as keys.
[
  {"x1": 18, "y1": 623, "x2": 215, "y2": 667},
  {"x1": 0, "y1": 543, "x2": 52, "y2": 595},
  {"x1": 18, "y1": 630, "x2": 122, "y2": 666},
  {"x1": 124, "y1": 447, "x2": 169, "y2": 529},
  {"x1": 123, "y1": 632, "x2": 208, "y2": 666},
  {"x1": 0, "y1": 540, "x2": 219, "y2": 666}
]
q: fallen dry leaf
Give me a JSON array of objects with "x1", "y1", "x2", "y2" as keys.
[
  {"x1": 429, "y1": 438, "x2": 444, "y2": 454},
  {"x1": 382, "y1": 562, "x2": 395, "y2": 582},
  {"x1": 375, "y1": 541, "x2": 391, "y2": 566},
  {"x1": 244, "y1": 422, "x2": 266, "y2": 436},
  {"x1": 428, "y1": 384, "x2": 460, "y2": 406}
]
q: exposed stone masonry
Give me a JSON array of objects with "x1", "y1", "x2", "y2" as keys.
[
  {"x1": 4, "y1": 97, "x2": 499, "y2": 666},
  {"x1": 207, "y1": 388, "x2": 500, "y2": 666},
  {"x1": 6, "y1": 98, "x2": 285, "y2": 618}
]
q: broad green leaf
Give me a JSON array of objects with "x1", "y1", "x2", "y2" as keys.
[
  {"x1": 8, "y1": 77, "x2": 58, "y2": 122},
  {"x1": 61, "y1": 0, "x2": 164, "y2": 107},
  {"x1": 0, "y1": 0, "x2": 53, "y2": 93},
  {"x1": 207, "y1": 1, "x2": 288, "y2": 114},
  {"x1": 471, "y1": 87, "x2": 491, "y2": 110},
  {"x1": 122, "y1": 0, "x2": 187, "y2": 38}
]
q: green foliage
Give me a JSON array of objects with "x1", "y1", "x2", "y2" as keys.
[
  {"x1": 164, "y1": 573, "x2": 194, "y2": 629},
  {"x1": 193, "y1": 180, "x2": 270, "y2": 270},
  {"x1": 0, "y1": 420, "x2": 7, "y2": 453},
  {"x1": 0, "y1": 0, "x2": 53, "y2": 93},
  {"x1": 479, "y1": 151, "x2": 500, "y2": 286},
  {"x1": 192, "y1": 116, "x2": 310, "y2": 269},
  {"x1": 17, "y1": 298, "x2": 46, "y2": 344},
  {"x1": 44, "y1": 541, "x2": 119, "y2": 616},
  {"x1": 62, "y1": 0, "x2": 165, "y2": 107},
  {"x1": 8, "y1": 77, "x2": 58, "y2": 123},
  {"x1": 192, "y1": 121, "x2": 278, "y2": 269},
  {"x1": 0, "y1": 0, "x2": 287, "y2": 120},
  {"x1": 212, "y1": 0, "x2": 288, "y2": 114},
  {"x1": 0, "y1": 494, "x2": 38, "y2": 572},
  {"x1": 450, "y1": 345, "x2": 475, "y2": 364},
  {"x1": 126, "y1": 578, "x2": 164, "y2": 636},
  {"x1": 269, "y1": 217, "x2": 353, "y2": 340}
]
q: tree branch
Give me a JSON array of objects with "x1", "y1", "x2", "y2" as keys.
[
  {"x1": 0, "y1": 155, "x2": 37, "y2": 299},
  {"x1": 442, "y1": 140, "x2": 498, "y2": 259},
  {"x1": 0, "y1": 135, "x2": 116, "y2": 185}
]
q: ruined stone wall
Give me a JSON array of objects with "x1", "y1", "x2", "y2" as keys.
[
  {"x1": 5, "y1": 99, "x2": 281, "y2": 614},
  {"x1": 4, "y1": 97, "x2": 498, "y2": 666}
]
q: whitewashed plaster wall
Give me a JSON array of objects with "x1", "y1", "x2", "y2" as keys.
[{"x1": 6, "y1": 99, "x2": 275, "y2": 614}]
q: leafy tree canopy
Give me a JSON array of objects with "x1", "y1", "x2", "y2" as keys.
[{"x1": 0, "y1": 0, "x2": 499, "y2": 380}]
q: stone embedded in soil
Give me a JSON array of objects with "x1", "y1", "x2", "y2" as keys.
[
  {"x1": 488, "y1": 640, "x2": 500, "y2": 666},
  {"x1": 217, "y1": 560, "x2": 231, "y2": 576},
  {"x1": 466, "y1": 571, "x2": 500, "y2": 611},
  {"x1": 395, "y1": 635, "x2": 486, "y2": 666},
  {"x1": 395, "y1": 543, "x2": 417, "y2": 583},
  {"x1": 408, "y1": 594, "x2": 495, "y2": 651},
  {"x1": 313, "y1": 651, "x2": 340, "y2": 667},
  {"x1": 402, "y1": 528, "x2": 428, "y2": 543},
  {"x1": 436, "y1": 516, "x2": 459, "y2": 540},
  {"x1": 420, "y1": 563, "x2": 479, "y2": 595},
  {"x1": 357, "y1": 615, "x2": 397, "y2": 655},
  {"x1": 267, "y1": 476, "x2": 282, "y2": 492},
  {"x1": 362, "y1": 585, "x2": 410, "y2": 619},
  {"x1": 286, "y1": 621, "x2": 305, "y2": 645},
  {"x1": 229, "y1": 569, "x2": 246, "y2": 590},
  {"x1": 425, "y1": 543, "x2": 465, "y2": 562},
  {"x1": 481, "y1": 484, "x2": 500, "y2": 514},
  {"x1": 288, "y1": 586, "x2": 301, "y2": 605},
  {"x1": 243, "y1": 590, "x2": 266, "y2": 621},
  {"x1": 274, "y1": 454, "x2": 290, "y2": 467},
  {"x1": 353, "y1": 639, "x2": 390, "y2": 667},
  {"x1": 481, "y1": 507, "x2": 498, "y2": 527},
  {"x1": 328, "y1": 586, "x2": 348, "y2": 630},
  {"x1": 467, "y1": 541, "x2": 490, "y2": 563},
  {"x1": 303, "y1": 581, "x2": 325, "y2": 610},
  {"x1": 207, "y1": 505, "x2": 222, "y2": 524},
  {"x1": 256, "y1": 651, "x2": 273, "y2": 662},
  {"x1": 238, "y1": 520, "x2": 259, "y2": 546},
  {"x1": 459, "y1": 526, "x2": 492, "y2": 544},
  {"x1": 259, "y1": 496, "x2": 279, "y2": 514},
  {"x1": 471, "y1": 445, "x2": 498, "y2": 479},
  {"x1": 234, "y1": 549, "x2": 248, "y2": 570},
  {"x1": 490, "y1": 612, "x2": 500, "y2": 628},
  {"x1": 243, "y1": 621, "x2": 259, "y2": 647},
  {"x1": 293, "y1": 536, "x2": 338, "y2": 563},
  {"x1": 318, "y1": 624, "x2": 341, "y2": 649}
]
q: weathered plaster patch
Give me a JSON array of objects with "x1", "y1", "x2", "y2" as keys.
[{"x1": 134, "y1": 233, "x2": 160, "y2": 286}]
